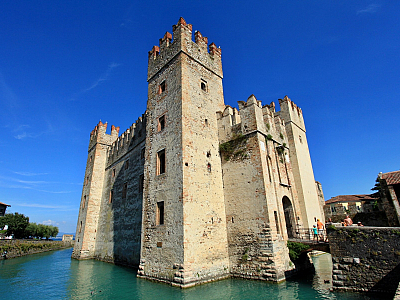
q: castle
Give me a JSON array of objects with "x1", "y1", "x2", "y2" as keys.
[{"x1": 72, "y1": 17, "x2": 325, "y2": 287}]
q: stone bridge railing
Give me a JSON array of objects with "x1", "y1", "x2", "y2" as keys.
[{"x1": 327, "y1": 226, "x2": 400, "y2": 297}]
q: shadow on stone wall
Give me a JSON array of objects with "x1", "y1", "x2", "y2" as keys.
[{"x1": 368, "y1": 262, "x2": 400, "y2": 298}]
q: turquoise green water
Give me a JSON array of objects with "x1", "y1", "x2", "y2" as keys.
[{"x1": 0, "y1": 249, "x2": 382, "y2": 299}]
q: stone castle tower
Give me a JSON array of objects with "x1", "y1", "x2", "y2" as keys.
[{"x1": 72, "y1": 18, "x2": 324, "y2": 287}]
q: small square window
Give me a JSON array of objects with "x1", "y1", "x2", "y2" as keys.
[
  {"x1": 157, "y1": 201, "x2": 164, "y2": 225},
  {"x1": 159, "y1": 81, "x2": 166, "y2": 94},
  {"x1": 157, "y1": 149, "x2": 166, "y2": 175},
  {"x1": 158, "y1": 115, "x2": 166, "y2": 132}
]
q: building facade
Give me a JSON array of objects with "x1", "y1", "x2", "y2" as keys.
[
  {"x1": 72, "y1": 18, "x2": 324, "y2": 287},
  {"x1": 379, "y1": 170, "x2": 400, "y2": 226}
]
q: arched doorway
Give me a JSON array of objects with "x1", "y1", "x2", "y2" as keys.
[{"x1": 282, "y1": 196, "x2": 295, "y2": 238}]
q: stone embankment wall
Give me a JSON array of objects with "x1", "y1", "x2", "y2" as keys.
[
  {"x1": 0, "y1": 239, "x2": 73, "y2": 259},
  {"x1": 328, "y1": 226, "x2": 400, "y2": 296}
]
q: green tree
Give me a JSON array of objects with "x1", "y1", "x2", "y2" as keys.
[
  {"x1": 0, "y1": 212, "x2": 29, "y2": 239},
  {"x1": 49, "y1": 225, "x2": 59, "y2": 239},
  {"x1": 37, "y1": 224, "x2": 46, "y2": 239},
  {"x1": 371, "y1": 177, "x2": 382, "y2": 211},
  {"x1": 25, "y1": 222, "x2": 38, "y2": 238}
]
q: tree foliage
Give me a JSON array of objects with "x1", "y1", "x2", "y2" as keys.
[
  {"x1": 0, "y1": 213, "x2": 59, "y2": 239},
  {"x1": 0, "y1": 212, "x2": 29, "y2": 239},
  {"x1": 25, "y1": 223, "x2": 59, "y2": 239},
  {"x1": 287, "y1": 241, "x2": 309, "y2": 261}
]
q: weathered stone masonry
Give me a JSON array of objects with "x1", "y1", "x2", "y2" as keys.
[
  {"x1": 328, "y1": 226, "x2": 400, "y2": 296},
  {"x1": 72, "y1": 17, "x2": 324, "y2": 287}
]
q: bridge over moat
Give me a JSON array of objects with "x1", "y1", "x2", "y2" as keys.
[
  {"x1": 288, "y1": 227, "x2": 330, "y2": 253},
  {"x1": 289, "y1": 226, "x2": 400, "y2": 298}
]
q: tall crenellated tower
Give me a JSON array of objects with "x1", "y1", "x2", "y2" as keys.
[
  {"x1": 72, "y1": 121, "x2": 119, "y2": 259},
  {"x1": 277, "y1": 96, "x2": 324, "y2": 227},
  {"x1": 73, "y1": 17, "x2": 325, "y2": 287},
  {"x1": 138, "y1": 17, "x2": 230, "y2": 287}
]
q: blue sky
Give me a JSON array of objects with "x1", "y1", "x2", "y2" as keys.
[{"x1": 1, "y1": 1, "x2": 399, "y2": 233}]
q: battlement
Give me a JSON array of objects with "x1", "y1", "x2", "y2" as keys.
[
  {"x1": 148, "y1": 17, "x2": 223, "y2": 81},
  {"x1": 277, "y1": 96, "x2": 305, "y2": 131},
  {"x1": 106, "y1": 114, "x2": 146, "y2": 166},
  {"x1": 217, "y1": 95, "x2": 288, "y2": 145},
  {"x1": 88, "y1": 121, "x2": 119, "y2": 151}
]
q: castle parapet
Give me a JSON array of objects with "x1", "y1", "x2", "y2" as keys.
[
  {"x1": 217, "y1": 95, "x2": 290, "y2": 145},
  {"x1": 277, "y1": 96, "x2": 305, "y2": 131},
  {"x1": 107, "y1": 114, "x2": 146, "y2": 166},
  {"x1": 89, "y1": 121, "x2": 119, "y2": 151},
  {"x1": 148, "y1": 17, "x2": 223, "y2": 81}
]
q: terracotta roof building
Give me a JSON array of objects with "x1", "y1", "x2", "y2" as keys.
[
  {"x1": 324, "y1": 194, "x2": 377, "y2": 219},
  {"x1": 0, "y1": 202, "x2": 11, "y2": 217}
]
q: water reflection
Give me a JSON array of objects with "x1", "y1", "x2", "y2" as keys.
[{"x1": 0, "y1": 248, "x2": 382, "y2": 300}]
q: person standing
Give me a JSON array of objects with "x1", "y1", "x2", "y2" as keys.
[{"x1": 317, "y1": 219, "x2": 324, "y2": 241}]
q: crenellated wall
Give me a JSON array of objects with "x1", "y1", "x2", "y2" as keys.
[
  {"x1": 217, "y1": 94, "x2": 304, "y2": 282},
  {"x1": 277, "y1": 96, "x2": 324, "y2": 227},
  {"x1": 73, "y1": 121, "x2": 119, "y2": 260}
]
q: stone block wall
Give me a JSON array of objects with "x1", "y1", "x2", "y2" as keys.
[{"x1": 328, "y1": 226, "x2": 400, "y2": 296}]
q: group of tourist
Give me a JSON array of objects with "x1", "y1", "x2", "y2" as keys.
[
  {"x1": 312, "y1": 218, "x2": 325, "y2": 242},
  {"x1": 312, "y1": 215, "x2": 364, "y2": 241}
]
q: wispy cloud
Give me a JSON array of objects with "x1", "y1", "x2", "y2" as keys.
[
  {"x1": 13, "y1": 171, "x2": 49, "y2": 176},
  {"x1": 357, "y1": 4, "x2": 381, "y2": 15},
  {"x1": 70, "y1": 62, "x2": 121, "y2": 101},
  {"x1": 13, "y1": 121, "x2": 55, "y2": 140},
  {"x1": 0, "y1": 175, "x2": 73, "y2": 194},
  {"x1": 42, "y1": 220, "x2": 59, "y2": 225},
  {"x1": 83, "y1": 63, "x2": 121, "y2": 92},
  {"x1": 15, "y1": 203, "x2": 75, "y2": 211}
]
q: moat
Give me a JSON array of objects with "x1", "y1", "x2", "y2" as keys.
[{"x1": 0, "y1": 248, "x2": 385, "y2": 299}]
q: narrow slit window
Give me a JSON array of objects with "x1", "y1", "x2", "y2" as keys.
[
  {"x1": 82, "y1": 196, "x2": 86, "y2": 209},
  {"x1": 139, "y1": 174, "x2": 144, "y2": 193},
  {"x1": 112, "y1": 168, "x2": 116, "y2": 178},
  {"x1": 157, "y1": 149, "x2": 166, "y2": 175},
  {"x1": 109, "y1": 190, "x2": 113, "y2": 204},
  {"x1": 122, "y1": 182, "x2": 127, "y2": 198},
  {"x1": 141, "y1": 147, "x2": 145, "y2": 159},
  {"x1": 274, "y1": 211, "x2": 280, "y2": 234},
  {"x1": 157, "y1": 201, "x2": 164, "y2": 225},
  {"x1": 125, "y1": 159, "x2": 129, "y2": 170}
]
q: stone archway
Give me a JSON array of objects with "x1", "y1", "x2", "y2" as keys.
[{"x1": 282, "y1": 196, "x2": 295, "y2": 238}]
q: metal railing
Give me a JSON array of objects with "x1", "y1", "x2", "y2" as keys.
[{"x1": 290, "y1": 227, "x2": 328, "y2": 243}]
